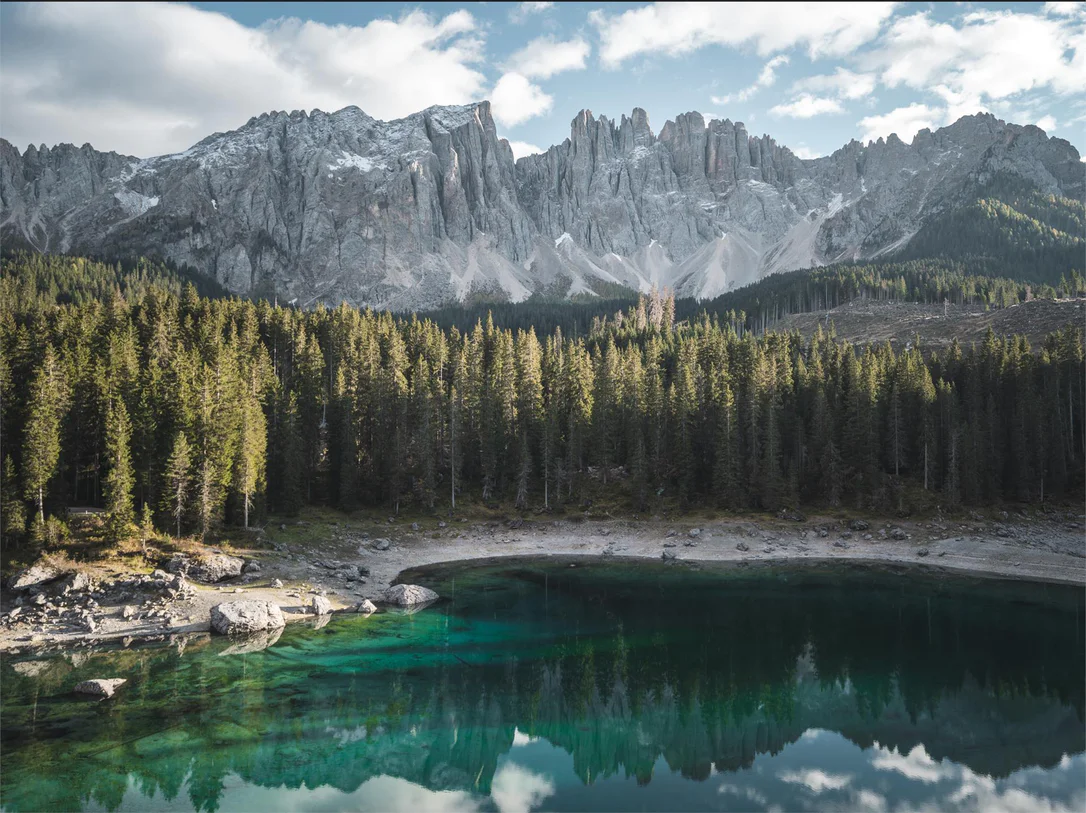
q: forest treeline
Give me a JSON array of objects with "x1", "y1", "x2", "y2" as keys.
[
  {"x1": 1, "y1": 253, "x2": 1083, "y2": 546},
  {"x1": 898, "y1": 186, "x2": 1085, "y2": 285},
  {"x1": 422, "y1": 258, "x2": 1086, "y2": 338},
  {"x1": 1, "y1": 250, "x2": 228, "y2": 307}
]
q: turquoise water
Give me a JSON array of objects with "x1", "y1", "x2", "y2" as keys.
[{"x1": 1, "y1": 558, "x2": 1083, "y2": 812}]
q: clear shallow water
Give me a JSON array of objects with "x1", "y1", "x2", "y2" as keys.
[{"x1": 1, "y1": 558, "x2": 1083, "y2": 813}]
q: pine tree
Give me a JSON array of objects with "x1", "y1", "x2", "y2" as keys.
[
  {"x1": 234, "y1": 389, "x2": 266, "y2": 528},
  {"x1": 23, "y1": 346, "x2": 64, "y2": 526},
  {"x1": 163, "y1": 432, "x2": 192, "y2": 538},
  {"x1": 1, "y1": 456, "x2": 27, "y2": 544},
  {"x1": 103, "y1": 398, "x2": 135, "y2": 536}
]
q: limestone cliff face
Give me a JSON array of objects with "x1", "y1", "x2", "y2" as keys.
[{"x1": 2, "y1": 103, "x2": 1081, "y2": 309}]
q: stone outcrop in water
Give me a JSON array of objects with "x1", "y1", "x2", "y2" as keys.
[
  {"x1": 2, "y1": 105, "x2": 1079, "y2": 309},
  {"x1": 210, "y1": 600, "x2": 286, "y2": 634},
  {"x1": 382, "y1": 584, "x2": 439, "y2": 606},
  {"x1": 309, "y1": 596, "x2": 332, "y2": 616},
  {"x1": 74, "y1": 678, "x2": 126, "y2": 698}
]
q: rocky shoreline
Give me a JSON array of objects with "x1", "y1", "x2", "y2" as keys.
[{"x1": 2, "y1": 511, "x2": 1083, "y2": 655}]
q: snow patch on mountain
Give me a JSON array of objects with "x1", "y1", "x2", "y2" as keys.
[
  {"x1": 328, "y1": 152, "x2": 384, "y2": 174},
  {"x1": 113, "y1": 189, "x2": 159, "y2": 216}
]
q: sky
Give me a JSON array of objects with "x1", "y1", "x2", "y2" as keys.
[{"x1": 1, "y1": 1, "x2": 1084, "y2": 161}]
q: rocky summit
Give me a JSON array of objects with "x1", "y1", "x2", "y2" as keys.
[{"x1": 2, "y1": 103, "x2": 1081, "y2": 310}]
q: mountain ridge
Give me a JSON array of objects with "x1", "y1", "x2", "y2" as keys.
[{"x1": 2, "y1": 102, "x2": 1081, "y2": 309}]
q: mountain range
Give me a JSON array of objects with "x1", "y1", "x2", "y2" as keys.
[{"x1": 1, "y1": 102, "x2": 1081, "y2": 310}]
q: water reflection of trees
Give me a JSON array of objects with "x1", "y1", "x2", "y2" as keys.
[{"x1": 1, "y1": 567, "x2": 1083, "y2": 812}]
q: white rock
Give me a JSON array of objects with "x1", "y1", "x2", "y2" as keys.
[
  {"x1": 210, "y1": 600, "x2": 285, "y2": 635},
  {"x1": 9, "y1": 564, "x2": 61, "y2": 591},
  {"x1": 75, "y1": 678, "x2": 126, "y2": 698},
  {"x1": 309, "y1": 595, "x2": 333, "y2": 616},
  {"x1": 382, "y1": 584, "x2": 439, "y2": 606}
]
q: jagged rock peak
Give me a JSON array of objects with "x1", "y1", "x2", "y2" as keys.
[{"x1": 1, "y1": 103, "x2": 1079, "y2": 311}]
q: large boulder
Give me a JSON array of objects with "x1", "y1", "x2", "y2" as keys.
[
  {"x1": 192, "y1": 553, "x2": 245, "y2": 582},
  {"x1": 75, "y1": 678, "x2": 126, "y2": 698},
  {"x1": 169, "y1": 552, "x2": 245, "y2": 583},
  {"x1": 382, "y1": 584, "x2": 439, "y2": 606},
  {"x1": 210, "y1": 600, "x2": 285, "y2": 635},
  {"x1": 309, "y1": 596, "x2": 333, "y2": 616},
  {"x1": 59, "y1": 571, "x2": 92, "y2": 595},
  {"x1": 355, "y1": 599, "x2": 378, "y2": 614},
  {"x1": 8, "y1": 564, "x2": 61, "y2": 591}
]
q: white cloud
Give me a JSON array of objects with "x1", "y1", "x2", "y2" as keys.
[
  {"x1": 793, "y1": 68, "x2": 877, "y2": 100},
  {"x1": 870, "y1": 743, "x2": 951, "y2": 783},
  {"x1": 778, "y1": 769, "x2": 853, "y2": 792},
  {"x1": 770, "y1": 94, "x2": 845, "y2": 118},
  {"x1": 865, "y1": 9, "x2": 1085, "y2": 104},
  {"x1": 0, "y1": 3, "x2": 488, "y2": 157},
  {"x1": 591, "y1": 2, "x2": 898, "y2": 67},
  {"x1": 489, "y1": 764, "x2": 555, "y2": 813},
  {"x1": 505, "y1": 36, "x2": 590, "y2": 79},
  {"x1": 510, "y1": 2, "x2": 555, "y2": 24},
  {"x1": 1035, "y1": 115, "x2": 1058, "y2": 131},
  {"x1": 712, "y1": 55, "x2": 789, "y2": 105},
  {"x1": 1044, "y1": 2, "x2": 1086, "y2": 17},
  {"x1": 507, "y1": 141, "x2": 545, "y2": 160},
  {"x1": 791, "y1": 145, "x2": 823, "y2": 159},
  {"x1": 858, "y1": 103, "x2": 939, "y2": 143},
  {"x1": 491, "y1": 73, "x2": 553, "y2": 127}
]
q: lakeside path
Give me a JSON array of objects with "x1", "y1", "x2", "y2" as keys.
[{"x1": 2, "y1": 512, "x2": 1083, "y2": 653}]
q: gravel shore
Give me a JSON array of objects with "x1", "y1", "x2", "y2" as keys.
[{"x1": 2, "y1": 511, "x2": 1082, "y2": 653}]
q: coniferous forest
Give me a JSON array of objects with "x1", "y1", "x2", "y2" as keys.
[{"x1": 1, "y1": 252, "x2": 1083, "y2": 548}]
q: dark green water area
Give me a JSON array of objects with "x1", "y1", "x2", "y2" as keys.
[{"x1": 2, "y1": 558, "x2": 1084, "y2": 812}]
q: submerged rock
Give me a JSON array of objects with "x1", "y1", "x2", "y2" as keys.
[
  {"x1": 210, "y1": 600, "x2": 285, "y2": 635},
  {"x1": 75, "y1": 678, "x2": 126, "y2": 698},
  {"x1": 13, "y1": 660, "x2": 50, "y2": 678},
  {"x1": 382, "y1": 584, "x2": 439, "y2": 606},
  {"x1": 309, "y1": 596, "x2": 333, "y2": 616},
  {"x1": 218, "y1": 627, "x2": 283, "y2": 655}
]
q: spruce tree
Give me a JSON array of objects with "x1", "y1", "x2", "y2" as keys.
[
  {"x1": 23, "y1": 346, "x2": 64, "y2": 527},
  {"x1": 103, "y1": 398, "x2": 135, "y2": 536},
  {"x1": 163, "y1": 432, "x2": 192, "y2": 538},
  {"x1": 234, "y1": 389, "x2": 266, "y2": 528}
]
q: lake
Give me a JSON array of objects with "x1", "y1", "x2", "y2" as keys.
[{"x1": 2, "y1": 558, "x2": 1083, "y2": 812}]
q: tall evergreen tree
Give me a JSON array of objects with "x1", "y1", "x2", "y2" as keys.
[
  {"x1": 103, "y1": 398, "x2": 135, "y2": 536},
  {"x1": 163, "y1": 431, "x2": 192, "y2": 538},
  {"x1": 23, "y1": 346, "x2": 64, "y2": 527}
]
